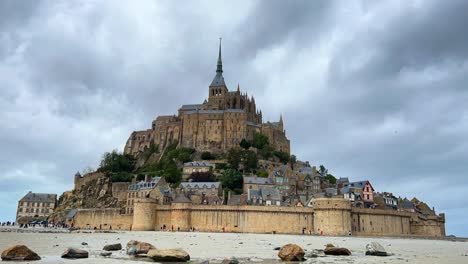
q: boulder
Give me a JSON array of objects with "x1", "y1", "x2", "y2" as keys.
[
  {"x1": 147, "y1": 248, "x2": 190, "y2": 262},
  {"x1": 278, "y1": 244, "x2": 305, "y2": 261},
  {"x1": 103, "y1": 243, "x2": 122, "y2": 251},
  {"x1": 61, "y1": 248, "x2": 89, "y2": 259},
  {"x1": 126, "y1": 240, "x2": 155, "y2": 255},
  {"x1": 365, "y1": 242, "x2": 388, "y2": 256},
  {"x1": 222, "y1": 256, "x2": 239, "y2": 264},
  {"x1": 1, "y1": 245, "x2": 41, "y2": 261},
  {"x1": 324, "y1": 246, "x2": 351, "y2": 256},
  {"x1": 100, "y1": 251, "x2": 112, "y2": 257},
  {"x1": 81, "y1": 242, "x2": 88, "y2": 246},
  {"x1": 273, "y1": 247, "x2": 281, "y2": 250}
]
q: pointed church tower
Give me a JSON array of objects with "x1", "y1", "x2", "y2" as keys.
[
  {"x1": 279, "y1": 114, "x2": 284, "y2": 131},
  {"x1": 209, "y1": 38, "x2": 228, "y2": 104}
]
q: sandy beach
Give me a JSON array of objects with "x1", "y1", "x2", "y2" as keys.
[{"x1": 0, "y1": 227, "x2": 467, "y2": 263}]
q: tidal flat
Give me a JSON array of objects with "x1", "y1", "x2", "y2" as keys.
[{"x1": 0, "y1": 227, "x2": 467, "y2": 263}]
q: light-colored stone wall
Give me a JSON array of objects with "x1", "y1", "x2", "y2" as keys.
[
  {"x1": 74, "y1": 172, "x2": 106, "y2": 191},
  {"x1": 75, "y1": 198, "x2": 444, "y2": 237},
  {"x1": 351, "y1": 208, "x2": 411, "y2": 236},
  {"x1": 73, "y1": 208, "x2": 132, "y2": 230},
  {"x1": 112, "y1": 182, "x2": 130, "y2": 202}
]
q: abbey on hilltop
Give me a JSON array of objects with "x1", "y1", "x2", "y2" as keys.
[{"x1": 124, "y1": 40, "x2": 290, "y2": 155}]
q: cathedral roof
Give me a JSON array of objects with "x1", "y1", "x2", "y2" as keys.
[
  {"x1": 180, "y1": 104, "x2": 203, "y2": 110},
  {"x1": 185, "y1": 109, "x2": 245, "y2": 115}
]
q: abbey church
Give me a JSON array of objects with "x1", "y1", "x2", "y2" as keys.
[{"x1": 124, "y1": 41, "x2": 290, "y2": 155}]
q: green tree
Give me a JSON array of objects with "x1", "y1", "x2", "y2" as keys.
[
  {"x1": 189, "y1": 172, "x2": 216, "y2": 182},
  {"x1": 110, "y1": 172, "x2": 133, "y2": 182},
  {"x1": 201, "y1": 151, "x2": 215, "y2": 160},
  {"x1": 162, "y1": 160, "x2": 182, "y2": 186},
  {"x1": 290, "y1": 154, "x2": 297, "y2": 168},
  {"x1": 177, "y1": 152, "x2": 192, "y2": 163},
  {"x1": 325, "y1": 174, "x2": 337, "y2": 184},
  {"x1": 227, "y1": 147, "x2": 243, "y2": 169},
  {"x1": 274, "y1": 151, "x2": 290, "y2": 164},
  {"x1": 239, "y1": 138, "x2": 251, "y2": 150},
  {"x1": 318, "y1": 165, "x2": 328, "y2": 177},
  {"x1": 260, "y1": 144, "x2": 274, "y2": 160},
  {"x1": 221, "y1": 169, "x2": 243, "y2": 193},
  {"x1": 98, "y1": 150, "x2": 135, "y2": 173},
  {"x1": 242, "y1": 150, "x2": 258, "y2": 172},
  {"x1": 256, "y1": 169, "x2": 269, "y2": 178},
  {"x1": 252, "y1": 132, "x2": 269, "y2": 150}
]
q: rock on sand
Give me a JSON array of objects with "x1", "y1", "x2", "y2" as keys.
[
  {"x1": 61, "y1": 248, "x2": 89, "y2": 259},
  {"x1": 1, "y1": 245, "x2": 41, "y2": 261},
  {"x1": 278, "y1": 244, "x2": 305, "y2": 261},
  {"x1": 126, "y1": 240, "x2": 155, "y2": 255},
  {"x1": 324, "y1": 244, "x2": 351, "y2": 256},
  {"x1": 103, "y1": 243, "x2": 122, "y2": 251},
  {"x1": 365, "y1": 241, "x2": 388, "y2": 256},
  {"x1": 147, "y1": 248, "x2": 190, "y2": 262}
]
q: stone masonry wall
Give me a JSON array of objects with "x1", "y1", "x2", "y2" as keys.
[{"x1": 74, "y1": 198, "x2": 445, "y2": 237}]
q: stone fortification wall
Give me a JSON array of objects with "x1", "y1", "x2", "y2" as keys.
[
  {"x1": 133, "y1": 202, "x2": 314, "y2": 234},
  {"x1": 351, "y1": 208, "x2": 412, "y2": 236},
  {"x1": 111, "y1": 182, "x2": 131, "y2": 202},
  {"x1": 313, "y1": 198, "x2": 352, "y2": 236},
  {"x1": 74, "y1": 172, "x2": 106, "y2": 191},
  {"x1": 410, "y1": 214, "x2": 446, "y2": 237},
  {"x1": 73, "y1": 198, "x2": 445, "y2": 237},
  {"x1": 73, "y1": 208, "x2": 132, "y2": 230}
]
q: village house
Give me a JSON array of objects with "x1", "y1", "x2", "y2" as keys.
[
  {"x1": 179, "y1": 182, "x2": 223, "y2": 205},
  {"x1": 269, "y1": 164, "x2": 297, "y2": 197},
  {"x1": 126, "y1": 176, "x2": 171, "y2": 214},
  {"x1": 348, "y1": 180, "x2": 375, "y2": 208},
  {"x1": 247, "y1": 187, "x2": 281, "y2": 206},
  {"x1": 182, "y1": 161, "x2": 213, "y2": 180},
  {"x1": 16, "y1": 192, "x2": 57, "y2": 222},
  {"x1": 296, "y1": 166, "x2": 322, "y2": 195},
  {"x1": 398, "y1": 197, "x2": 416, "y2": 212},
  {"x1": 243, "y1": 176, "x2": 274, "y2": 193}
]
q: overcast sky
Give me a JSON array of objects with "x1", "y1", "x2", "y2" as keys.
[{"x1": 1, "y1": 0, "x2": 467, "y2": 236}]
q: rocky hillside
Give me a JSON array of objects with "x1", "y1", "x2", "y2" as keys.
[{"x1": 51, "y1": 175, "x2": 123, "y2": 222}]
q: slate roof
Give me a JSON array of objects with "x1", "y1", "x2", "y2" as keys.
[
  {"x1": 19, "y1": 192, "x2": 57, "y2": 203},
  {"x1": 173, "y1": 194, "x2": 192, "y2": 203},
  {"x1": 65, "y1": 209, "x2": 77, "y2": 219},
  {"x1": 260, "y1": 187, "x2": 280, "y2": 201},
  {"x1": 298, "y1": 167, "x2": 313, "y2": 174},
  {"x1": 325, "y1": 188, "x2": 338, "y2": 196},
  {"x1": 180, "y1": 104, "x2": 203, "y2": 110},
  {"x1": 180, "y1": 182, "x2": 221, "y2": 189},
  {"x1": 246, "y1": 121, "x2": 261, "y2": 128},
  {"x1": 128, "y1": 177, "x2": 162, "y2": 191},
  {"x1": 159, "y1": 186, "x2": 172, "y2": 198},
  {"x1": 243, "y1": 176, "x2": 274, "y2": 185},
  {"x1": 349, "y1": 180, "x2": 374, "y2": 191},
  {"x1": 183, "y1": 162, "x2": 213, "y2": 167},
  {"x1": 401, "y1": 198, "x2": 414, "y2": 209},
  {"x1": 248, "y1": 189, "x2": 261, "y2": 199},
  {"x1": 210, "y1": 72, "x2": 226, "y2": 86},
  {"x1": 185, "y1": 109, "x2": 245, "y2": 115}
]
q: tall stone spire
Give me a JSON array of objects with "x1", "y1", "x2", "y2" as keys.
[
  {"x1": 210, "y1": 38, "x2": 226, "y2": 87},
  {"x1": 217, "y1": 38, "x2": 223, "y2": 73}
]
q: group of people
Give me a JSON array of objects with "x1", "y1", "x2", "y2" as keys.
[{"x1": 1, "y1": 221, "x2": 15, "y2": 226}]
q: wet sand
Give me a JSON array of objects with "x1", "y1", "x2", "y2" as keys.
[{"x1": 0, "y1": 227, "x2": 467, "y2": 263}]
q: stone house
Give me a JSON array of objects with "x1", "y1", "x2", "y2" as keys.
[
  {"x1": 126, "y1": 176, "x2": 170, "y2": 214},
  {"x1": 398, "y1": 198, "x2": 416, "y2": 213},
  {"x1": 247, "y1": 187, "x2": 281, "y2": 206},
  {"x1": 243, "y1": 176, "x2": 274, "y2": 194},
  {"x1": 179, "y1": 182, "x2": 223, "y2": 205},
  {"x1": 270, "y1": 164, "x2": 297, "y2": 197},
  {"x1": 182, "y1": 161, "x2": 214, "y2": 180},
  {"x1": 16, "y1": 192, "x2": 57, "y2": 222}
]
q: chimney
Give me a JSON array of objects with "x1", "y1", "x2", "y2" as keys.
[
  {"x1": 145, "y1": 174, "x2": 151, "y2": 182},
  {"x1": 312, "y1": 166, "x2": 317, "y2": 175}
]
